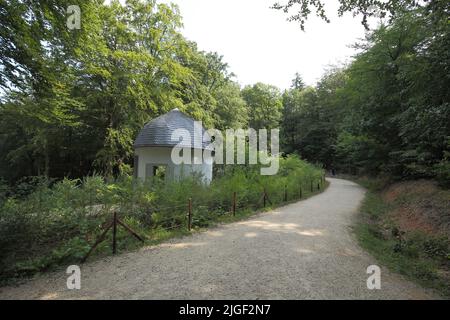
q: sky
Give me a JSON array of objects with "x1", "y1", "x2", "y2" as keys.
[{"x1": 159, "y1": 0, "x2": 371, "y2": 89}]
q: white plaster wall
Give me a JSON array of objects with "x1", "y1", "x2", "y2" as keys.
[{"x1": 134, "y1": 146, "x2": 213, "y2": 184}]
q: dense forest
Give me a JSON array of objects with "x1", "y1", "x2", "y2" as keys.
[
  {"x1": 281, "y1": 3, "x2": 449, "y2": 185},
  {"x1": 0, "y1": 0, "x2": 449, "y2": 188}
]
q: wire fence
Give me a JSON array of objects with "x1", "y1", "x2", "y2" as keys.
[{"x1": 83, "y1": 175, "x2": 327, "y2": 262}]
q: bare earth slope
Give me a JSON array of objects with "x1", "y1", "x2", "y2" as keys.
[{"x1": 0, "y1": 178, "x2": 438, "y2": 299}]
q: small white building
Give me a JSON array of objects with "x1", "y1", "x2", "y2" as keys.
[{"x1": 133, "y1": 109, "x2": 213, "y2": 184}]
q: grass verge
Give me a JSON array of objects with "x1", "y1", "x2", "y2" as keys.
[{"x1": 353, "y1": 177, "x2": 450, "y2": 298}]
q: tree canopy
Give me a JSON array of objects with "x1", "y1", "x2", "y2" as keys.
[
  {"x1": 272, "y1": 0, "x2": 449, "y2": 30},
  {"x1": 279, "y1": 5, "x2": 449, "y2": 185},
  {"x1": 0, "y1": 0, "x2": 448, "y2": 187},
  {"x1": 0, "y1": 0, "x2": 248, "y2": 181}
]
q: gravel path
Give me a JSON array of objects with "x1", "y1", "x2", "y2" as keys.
[{"x1": 0, "y1": 178, "x2": 438, "y2": 300}]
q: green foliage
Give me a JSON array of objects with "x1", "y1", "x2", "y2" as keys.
[
  {"x1": 213, "y1": 82, "x2": 248, "y2": 130},
  {"x1": 291, "y1": 72, "x2": 305, "y2": 90},
  {"x1": 3, "y1": 1, "x2": 446, "y2": 188},
  {"x1": 0, "y1": 156, "x2": 324, "y2": 282},
  {"x1": 272, "y1": 0, "x2": 447, "y2": 30},
  {"x1": 354, "y1": 176, "x2": 390, "y2": 192},
  {"x1": 242, "y1": 83, "x2": 282, "y2": 130},
  {"x1": 335, "y1": 132, "x2": 385, "y2": 175},
  {"x1": 0, "y1": 179, "x2": 8, "y2": 205},
  {"x1": 281, "y1": 82, "x2": 338, "y2": 167},
  {"x1": 355, "y1": 183, "x2": 450, "y2": 297},
  {"x1": 434, "y1": 155, "x2": 450, "y2": 188},
  {"x1": 359, "y1": 192, "x2": 389, "y2": 221},
  {"x1": 0, "y1": 0, "x2": 249, "y2": 183},
  {"x1": 280, "y1": 6, "x2": 449, "y2": 184}
]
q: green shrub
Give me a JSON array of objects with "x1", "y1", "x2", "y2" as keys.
[
  {"x1": 0, "y1": 155, "x2": 324, "y2": 282},
  {"x1": 0, "y1": 178, "x2": 8, "y2": 205},
  {"x1": 356, "y1": 182, "x2": 450, "y2": 298},
  {"x1": 434, "y1": 159, "x2": 450, "y2": 189},
  {"x1": 422, "y1": 236, "x2": 450, "y2": 260}
]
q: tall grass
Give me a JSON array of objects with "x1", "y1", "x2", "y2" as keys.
[{"x1": 0, "y1": 155, "x2": 324, "y2": 282}]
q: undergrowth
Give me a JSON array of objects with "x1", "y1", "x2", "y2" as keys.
[
  {"x1": 0, "y1": 155, "x2": 325, "y2": 284},
  {"x1": 354, "y1": 177, "x2": 450, "y2": 298}
]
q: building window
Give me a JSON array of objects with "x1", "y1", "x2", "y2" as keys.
[
  {"x1": 153, "y1": 165, "x2": 167, "y2": 181},
  {"x1": 145, "y1": 164, "x2": 167, "y2": 182}
]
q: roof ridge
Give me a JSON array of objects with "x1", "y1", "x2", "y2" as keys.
[{"x1": 133, "y1": 109, "x2": 213, "y2": 150}]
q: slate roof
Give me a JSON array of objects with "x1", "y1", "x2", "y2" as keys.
[{"x1": 133, "y1": 109, "x2": 213, "y2": 150}]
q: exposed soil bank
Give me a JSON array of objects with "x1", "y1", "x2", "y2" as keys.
[{"x1": 355, "y1": 178, "x2": 449, "y2": 298}]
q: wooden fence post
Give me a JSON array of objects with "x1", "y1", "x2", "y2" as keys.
[
  {"x1": 82, "y1": 220, "x2": 113, "y2": 263},
  {"x1": 188, "y1": 198, "x2": 192, "y2": 231},
  {"x1": 263, "y1": 188, "x2": 267, "y2": 208},
  {"x1": 116, "y1": 219, "x2": 144, "y2": 243},
  {"x1": 299, "y1": 185, "x2": 302, "y2": 199},
  {"x1": 232, "y1": 192, "x2": 237, "y2": 216},
  {"x1": 82, "y1": 211, "x2": 144, "y2": 263},
  {"x1": 317, "y1": 182, "x2": 320, "y2": 190},
  {"x1": 112, "y1": 211, "x2": 117, "y2": 254},
  {"x1": 284, "y1": 185, "x2": 288, "y2": 202},
  {"x1": 310, "y1": 180, "x2": 313, "y2": 193}
]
